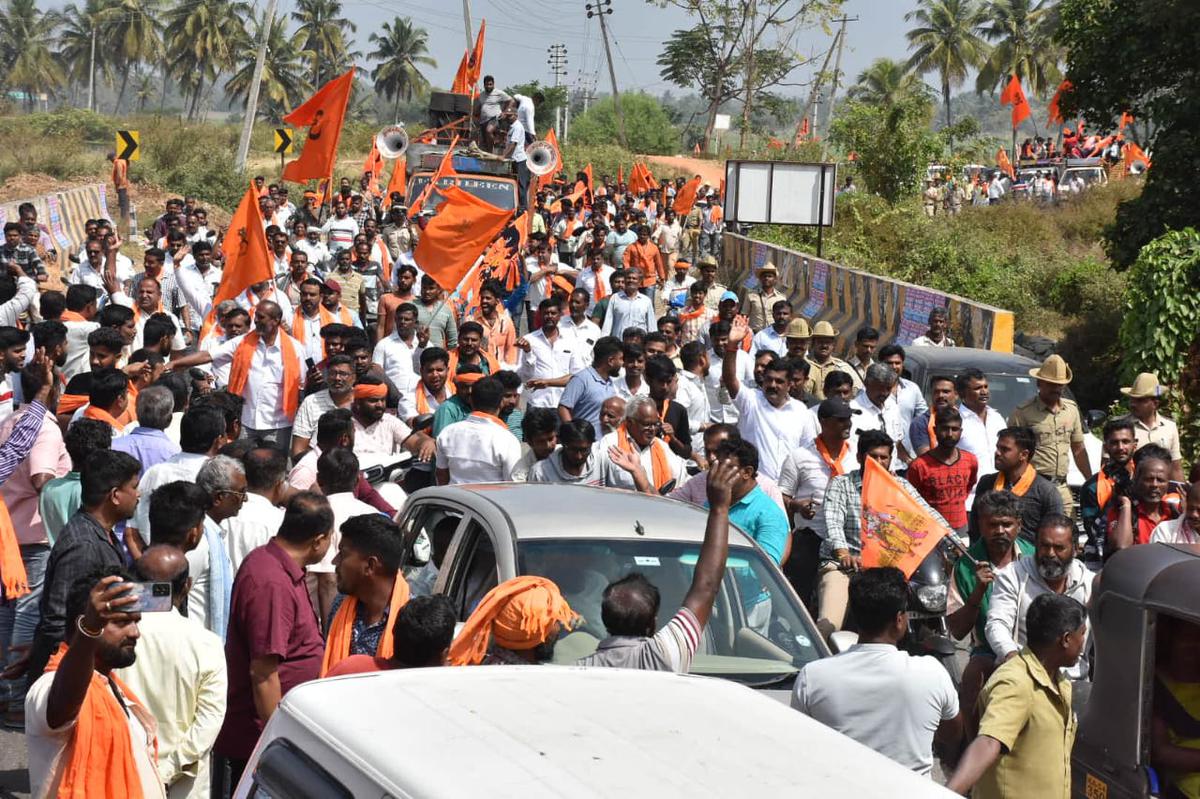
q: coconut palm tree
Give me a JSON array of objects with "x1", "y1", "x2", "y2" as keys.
[
  {"x1": 974, "y1": 0, "x2": 1061, "y2": 97},
  {"x1": 133, "y1": 69, "x2": 156, "y2": 110},
  {"x1": 163, "y1": 0, "x2": 249, "y2": 119},
  {"x1": 367, "y1": 16, "x2": 434, "y2": 123},
  {"x1": 905, "y1": 0, "x2": 990, "y2": 131},
  {"x1": 58, "y1": 0, "x2": 114, "y2": 109},
  {"x1": 0, "y1": 0, "x2": 66, "y2": 109},
  {"x1": 847, "y1": 58, "x2": 935, "y2": 109},
  {"x1": 225, "y1": 13, "x2": 310, "y2": 121},
  {"x1": 292, "y1": 0, "x2": 359, "y2": 88},
  {"x1": 97, "y1": 0, "x2": 163, "y2": 113}
]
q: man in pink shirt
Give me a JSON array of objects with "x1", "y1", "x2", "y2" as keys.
[{"x1": 669, "y1": 423, "x2": 786, "y2": 512}]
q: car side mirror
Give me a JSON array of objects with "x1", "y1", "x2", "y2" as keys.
[{"x1": 1085, "y1": 409, "x2": 1107, "y2": 429}]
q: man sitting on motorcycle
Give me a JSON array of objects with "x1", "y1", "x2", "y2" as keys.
[{"x1": 946, "y1": 490, "x2": 1035, "y2": 732}]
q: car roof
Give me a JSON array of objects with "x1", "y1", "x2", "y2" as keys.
[
  {"x1": 901, "y1": 346, "x2": 1038, "y2": 376},
  {"x1": 285, "y1": 667, "x2": 956, "y2": 797},
  {"x1": 414, "y1": 483, "x2": 757, "y2": 546}
]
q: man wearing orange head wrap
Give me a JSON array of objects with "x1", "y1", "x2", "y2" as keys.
[{"x1": 448, "y1": 576, "x2": 578, "y2": 666}]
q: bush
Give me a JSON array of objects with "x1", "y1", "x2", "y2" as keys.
[
  {"x1": 569, "y1": 93, "x2": 678, "y2": 155},
  {"x1": 135, "y1": 120, "x2": 246, "y2": 209}
]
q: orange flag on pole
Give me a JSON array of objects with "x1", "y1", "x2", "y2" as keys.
[
  {"x1": 408, "y1": 136, "x2": 460, "y2": 217},
  {"x1": 627, "y1": 162, "x2": 646, "y2": 195},
  {"x1": 672, "y1": 176, "x2": 702, "y2": 215},
  {"x1": 1123, "y1": 141, "x2": 1151, "y2": 172},
  {"x1": 282, "y1": 68, "x2": 355, "y2": 184},
  {"x1": 1047, "y1": 80, "x2": 1071, "y2": 126},
  {"x1": 536, "y1": 128, "x2": 561, "y2": 190},
  {"x1": 996, "y1": 148, "x2": 1015, "y2": 180},
  {"x1": 1119, "y1": 111, "x2": 1134, "y2": 131},
  {"x1": 362, "y1": 139, "x2": 383, "y2": 197},
  {"x1": 384, "y1": 156, "x2": 408, "y2": 206},
  {"x1": 451, "y1": 21, "x2": 487, "y2": 94},
  {"x1": 199, "y1": 184, "x2": 272, "y2": 339},
  {"x1": 859, "y1": 457, "x2": 949, "y2": 578},
  {"x1": 413, "y1": 185, "x2": 514, "y2": 291},
  {"x1": 999, "y1": 74, "x2": 1030, "y2": 129},
  {"x1": 617, "y1": 164, "x2": 624, "y2": 185}
]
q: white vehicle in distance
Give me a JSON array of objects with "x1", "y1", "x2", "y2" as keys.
[
  {"x1": 401, "y1": 483, "x2": 828, "y2": 699},
  {"x1": 235, "y1": 666, "x2": 958, "y2": 798}
]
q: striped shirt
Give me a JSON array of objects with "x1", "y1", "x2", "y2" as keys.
[{"x1": 577, "y1": 607, "x2": 702, "y2": 673}]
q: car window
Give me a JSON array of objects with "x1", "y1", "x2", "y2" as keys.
[
  {"x1": 248, "y1": 738, "x2": 352, "y2": 799},
  {"x1": 399, "y1": 505, "x2": 464, "y2": 597},
  {"x1": 519, "y1": 539, "x2": 822, "y2": 688},
  {"x1": 1151, "y1": 612, "x2": 1200, "y2": 797},
  {"x1": 449, "y1": 521, "x2": 499, "y2": 620}
]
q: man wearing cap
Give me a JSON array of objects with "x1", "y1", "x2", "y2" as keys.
[
  {"x1": 741, "y1": 263, "x2": 787, "y2": 332},
  {"x1": 1120, "y1": 373, "x2": 1184, "y2": 481},
  {"x1": 751, "y1": 300, "x2": 792, "y2": 357},
  {"x1": 694, "y1": 255, "x2": 726, "y2": 311},
  {"x1": 320, "y1": 278, "x2": 362, "y2": 328},
  {"x1": 716, "y1": 290, "x2": 751, "y2": 351},
  {"x1": 722, "y1": 316, "x2": 816, "y2": 481},
  {"x1": 1008, "y1": 355, "x2": 1092, "y2": 511},
  {"x1": 380, "y1": 204, "x2": 416, "y2": 263},
  {"x1": 806, "y1": 321, "x2": 862, "y2": 400}
]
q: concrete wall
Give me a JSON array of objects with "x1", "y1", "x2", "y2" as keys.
[
  {"x1": 722, "y1": 232, "x2": 1015, "y2": 353},
  {"x1": 0, "y1": 184, "x2": 111, "y2": 256}
]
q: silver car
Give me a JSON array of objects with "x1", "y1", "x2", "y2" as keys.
[{"x1": 401, "y1": 483, "x2": 828, "y2": 694}]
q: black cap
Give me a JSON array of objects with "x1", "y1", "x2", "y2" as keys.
[{"x1": 817, "y1": 398, "x2": 862, "y2": 420}]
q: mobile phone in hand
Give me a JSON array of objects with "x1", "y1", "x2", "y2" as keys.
[{"x1": 122, "y1": 582, "x2": 173, "y2": 613}]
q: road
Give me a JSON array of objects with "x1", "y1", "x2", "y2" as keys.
[{"x1": 0, "y1": 727, "x2": 28, "y2": 799}]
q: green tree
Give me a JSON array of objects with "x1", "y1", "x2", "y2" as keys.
[
  {"x1": 0, "y1": 0, "x2": 65, "y2": 109},
  {"x1": 292, "y1": 0, "x2": 359, "y2": 88},
  {"x1": 905, "y1": 0, "x2": 990, "y2": 132},
  {"x1": 503, "y1": 81, "x2": 567, "y2": 136},
  {"x1": 133, "y1": 69, "x2": 156, "y2": 110},
  {"x1": 225, "y1": 12, "x2": 310, "y2": 121},
  {"x1": 58, "y1": 0, "x2": 113, "y2": 107},
  {"x1": 847, "y1": 58, "x2": 935, "y2": 109},
  {"x1": 828, "y1": 95, "x2": 942, "y2": 203},
  {"x1": 98, "y1": 0, "x2": 162, "y2": 113},
  {"x1": 1057, "y1": 0, "x2": 1200, "y2": 270},
  {"x1": 974, "y1": 0, "x2": 1061, "y2": 96},
  {"x1": 657, "y1": 26, "x2": 739, "y2": 150},
  {"x1": 570, "y1": 93, "x2": 678, "y2": 154},
  {"x1": 368, "y1": 16, "x2": 434, "y2": 123},
  {"x1": 163, "y1": 0, "x2": 249, "y2": 120}
]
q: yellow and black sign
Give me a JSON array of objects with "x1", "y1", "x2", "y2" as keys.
[
  {"x1": 274, "y1": 128, "x2": 294, "y2": 155},
  {"x1": 115, "y1": 129, "x2": 139, "y2": 161}
]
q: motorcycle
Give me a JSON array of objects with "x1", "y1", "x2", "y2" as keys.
[{"x1": 902, "y1": 540, "x2": 962, "y2": 689}]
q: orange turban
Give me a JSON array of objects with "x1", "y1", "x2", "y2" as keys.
[
  {"x1": 454, "y1": 371, "x2": 485, "y2": 385},
  {"x1": 448, "y1": 576, "x2": 577, "y2": 666},
  {"x1": 353, "y1": 383, "x2": 388, "y2": 399}
]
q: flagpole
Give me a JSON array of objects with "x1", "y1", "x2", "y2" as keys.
[{"x1": 461, "y1": 0, "x2": 473, "y2": 50}]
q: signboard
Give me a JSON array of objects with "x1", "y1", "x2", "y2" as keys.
[
  {"x1": 713, "y1": 114, "x2": 731, "y2": 131},
  {"x1": 723, "y1": 160, "x2": 836, "y2": 227},
  {"x1": 115, "y1": 130, "x2": 139, "y2": 161},
  {"x1": 274, "y1": 128, "x2": 294, "y2": 154}
]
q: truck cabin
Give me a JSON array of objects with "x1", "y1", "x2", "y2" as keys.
[{"x1": 1072, "y1": 543, "x2": 1200, "y2": 799}]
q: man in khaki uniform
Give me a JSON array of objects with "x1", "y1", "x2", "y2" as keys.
[
  {"x1": 1120, "y1": 372, "x2": 1185, "y2": 481},
  {"x1": 740, "y1": 263, "x2": 787, "y2": 332},
  {"x1": 697, "y1": 255, "x2": 727, "y2": 311},
  {"x1": 1008, "y1": 355, "x2": 1092, "y2": 512},
  {"x1": 806, "y1": 321, "x2": 861, "y2": 400}
]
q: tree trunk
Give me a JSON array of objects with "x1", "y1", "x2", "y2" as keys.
[
  {"x1": 943, "y1": 78, "x2": 953, "y2": 154},
  {"x1": 702, "y1": 63, "x2": 726, "y2": 152},
  {"x1": 114, "y1": 65, "x2": 130, "y2": 115},
  {"x1": 158, "y1": 63, "x2": 168, "y2": 117},
  {"x1": 393, "y1": 92, "x2": 400, "y2": 124}
]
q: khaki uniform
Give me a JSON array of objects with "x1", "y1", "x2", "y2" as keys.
[
  {"x1": 702, "y1": 282, "x2": 728, "y2": 311},
  {"x1": 741, "y1": 288, "x2": 787, "y2": 332},
  {"x1": 1125, "y1": 413, "x2": 1182, "y2": 461},
  {"x1": 806, "y1": 356, "x2": 861, "y2": 400},
  {"x1": 1008, "y1": 397, "x2": 1084, "y2": 511}
]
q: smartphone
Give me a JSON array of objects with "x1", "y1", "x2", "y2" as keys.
[
  {"x1": 122, "y1": 581, "x2": 172, "y2": 613},
  {"x1": 305, "y1": 357, "x2": 316, "y2": 371}
]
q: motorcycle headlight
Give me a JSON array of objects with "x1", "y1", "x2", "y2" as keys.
[{"x1": 915, "y1": 584, "x2": 948, "y2": 612}]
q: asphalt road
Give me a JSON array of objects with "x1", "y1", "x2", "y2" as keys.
[{"x1": 0, "y1": 727, "x2": 29, "y2": 799}]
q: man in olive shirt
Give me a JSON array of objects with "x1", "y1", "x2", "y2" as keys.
[
  {"x1": 1008, "y1": 355, "x2": 1091, "y2": 513},
  {"x1": 805, "y1": 321, "x2": 861, "y2": 400}
]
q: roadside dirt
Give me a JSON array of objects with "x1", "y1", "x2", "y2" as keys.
[{"x1": 644, "y1": 155, "x2": 725, "y2": 186}]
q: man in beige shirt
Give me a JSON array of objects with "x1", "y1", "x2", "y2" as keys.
[
  {"x1": 1120, "y1": 372, "x2": 1184, "y2": 481},
  {"x1": 1008, "y1": 355, "x2": 1092, "y2": 512},
  {"x1": 740, "y1": 262, "x2": 787, "y2": 332}
]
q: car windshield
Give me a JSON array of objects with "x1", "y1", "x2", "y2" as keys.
[
  {"x1": 407, "y1": 175, "x2": 517, "y2": 211},
  {"x1": 976, "y1": 372, "x2": 1038, "y2": 419},
  {"x1": 518, "y1": 539, "x2": 823, "y2": 688}
]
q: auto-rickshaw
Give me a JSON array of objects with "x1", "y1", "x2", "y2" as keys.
[{"x1": 1073, "y1": 543, "x2": 1200, "y2": 798}]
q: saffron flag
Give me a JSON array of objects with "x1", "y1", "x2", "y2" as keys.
[
  {"x1": 1119, "y1": 111, "x2": 1134, "y2": 131},
  {"x1": 413, "y1": 185, "x2": 513, "y2": 291},
  {"x1": 999, "y1": 74, "x2": 1030, "y2": 129},
  {"x1": 1123, "y1": 141, "x2": 1151, "y2": 172},
  {"x1": 362, "y1": 139, "x2": 383, "y2": 197},
  {"x1": 1047, "y1": 80, "x2": 1072, "y2": 126},
  {"x1": 384, "y1": 156, "x2": 408, "y2": 206},
  {"x1": 408, "y1": 136, "x2": 460, "y2": 217},
  {"x1": 996, "y1": 148, "x2": 1015, "y2": 180},
  {"x1": 672, "y1": 176, "x2": 702, "y2": 215},
  {"x1": 627, "y1": 162, "x2": 647, "y2": 195},
  {"x1": 536, "y1": 128, "x2": 561, "y2": 190},
  {"x1": 200, "y1": 184, "x2": 272, "y2": 339},
  {"x1": 451, "y1": 21, "x2": 486, "y2": 94},
  {"x1": 282, "y1": 68, "x2": 355, "y2": 184},
  {"x1": 859, "y1": 457, "x2": 949, "y2": 578},
  {"x1": 641, "y1": 161, "x2": 659, "y2": 191},
  {"x1": 617, "y1": 164, "x2": 624, "y2": 185}
]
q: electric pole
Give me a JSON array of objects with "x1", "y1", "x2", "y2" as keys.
[
  {"x1": 821, "y1": 15, "x2": 856, "y2": 145},
  {"x1": 796, "y1": 31, "x2": 836, "y2": 146},
  {"x1": 234, "y1": 0, "x2": 278, "y2": 173},
  {"x1": 548, "y1": 44, "x2": 568, "y2": 137},
  {"x1": 462, "y1": 0, "x2": 473, "y2": 50},
  {"x1": 586, "y1": 0, "x2": 627, "y2": 149}
]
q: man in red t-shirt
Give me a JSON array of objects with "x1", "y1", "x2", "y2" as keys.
[{"x1": 907, "y1": 406, "x2": 979, "y2": 539}]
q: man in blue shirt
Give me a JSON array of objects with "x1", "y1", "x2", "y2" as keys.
[
  {"x1": 110, "y1": 385, "x2": 180, "y2": 470},
  {"x1": 558, "y1": 336, "x2": 622, "y2": 437},
  {"x1": 710, "y1": 437, "x2": 790, "y2": 565}
]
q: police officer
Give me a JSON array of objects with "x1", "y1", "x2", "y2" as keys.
[
  {"x1": 1008, "y1": 355, "x2": 1093, "y2": 513},
  {"x1": 806, "y1": 321, "x2": 861, "y2": 401}
]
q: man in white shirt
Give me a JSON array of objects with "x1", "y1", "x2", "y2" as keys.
[
  {"x1": 69, "y1": 232, "x2": 135, "y2": 305},
  {"x1": 704, "y1": 320, "x2": 754, "y2": 424},
  {"x1": 572, "y1": 250, "x2": 612, "y2": 318},
  {"x1": 676, "y1": 341, "x2": 711, "y2": 454},
  {"x1": 111, "y1": 276, "x2": 188, "y2": 354},
  {"x1": 372, "y1": 301, "x2": 423, "y2": 394},
  {"x1": 877, "y1": 343, "x2": 929, "y2": 458},
  {"x1": 0, "y1": 262, "x2": 36, "y2": 329},
  {"x1": 189, "y1": 456, "x2": 243, "y2": 638},
  {"x1": 61, "y1": 285, "x2": 101, "y2": 380},
  {"x1": 956, "y1": 368, "x2": 1006, "y2": 492},
  {"x1": 435, "y1": 376, "x2": 521, "y2": 485},
  {"x1": 510, "y1": 91, "x2": 540, "y2": 141},
  {"x1": 517, "y1": 299, "x2": 586, "y2": 409},
  {"x1": 850, "y1": 363, "x2": 908, "y2": 472},
  {"x1": 320, "y1": 199, "x2": 359, "y2": 254},
  {"x1": 597, "y1": 395, "x2": 688, "y2": 493},
  {"x1": 223, "y1": 447, "x2": 287, "y2": 571},
  {"x1": 601, "y1": 267, "x2": 656, "y2": 339},
  {"x1": 910, "y1": 307, "x2": 955, "y2": 347},
  {"x1": 778, "y1": 397, "x2": 860, "y2": 541},
  {"x1": 721, "y1": 316, "x2": 816, "y2": 481},
  {"x1": 291, "y1": 354, "x2": 355, "y2": 458},
  {"x1": 559, "y1": 287, "x2": 602, "y2": 364},
  {"x1": 750, "y1": 299, "x2": 792, "y2": 357},
  {"x1": 173, "y1": 241, "x2": 222, "y2": 336},
  {"x1": 117, "y1": 546, "x2": 227, "y2": 799},
  {"x1": 793, "y1": 567, "x2": 961, "y2": 776},
  {"x1": 349, "y1": 375, "x2": 436, "y2": 464},
  {"x1": 502, "y1": 106, "x2": 530, "y2": 213}
]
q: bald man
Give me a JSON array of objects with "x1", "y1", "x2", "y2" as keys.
[{"x1": 117, "y1": 545, "x2": 228, "y2": 798}]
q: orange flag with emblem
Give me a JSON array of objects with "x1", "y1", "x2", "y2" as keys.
[
  {"x1": 451, "y1": 21, "x2": 486, "y2": 94},
  {"x1": 199, "y1": 184, "x2": 272, "y2": 339},
  {"x1": 384, "y1": 156, "x2": 407, "y2": 206},
  {"x1": 414, "y1": 185, "x2": 514, "y2": 291},
  {"x1": 1123, "y1": 141, "x2": 1151, "y2": 171},
  {"x1": 996, "y1": 147, "x2": 1015, "y2": 180},
  {"x1": 362, "y1": 139, "x2": 383, "y2": 196},
  {"x1": 672, "y1": 176, "x2": 702, "y2": 215},
  {"x1": 859, "y1": 457, "x2": 949, "y2": 578},
  {"x1": 408, "y1": 136, "x2": 460, "y2": 217},
  {"x1": 536, "y1": 128, "x2": 561, "y2": 190},
  {"x1": 1047, "y1": 80, "x2": 1071, "y2": 126},
  {"x1": 999, "y1": 74, "x2": 1030, "y2": 129},
  {"x1": 282, "y1": 68, "x2": 355, "y2": 184}
]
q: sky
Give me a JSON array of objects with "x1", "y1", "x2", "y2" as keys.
[{"x1": 321, "y1": 0, "x2": 916, "y2": 100}]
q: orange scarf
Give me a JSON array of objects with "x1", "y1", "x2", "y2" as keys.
[
  {"x1": 448, "y1": 349, "x2": 500, "y2": 376},
  {"x1": 617, "y1": 423, "x2": 671, "y2": 492},
  {"x1": 83, "y1": 404, "x2": 125, "y2": 431},
  {"x1": 61, "y1": 310, "x2": 88, "y2": 323},
  {"x1": 657, "y1": 398, "x2": 673, "y2": 442},
  {"x1": 927, "y1": 411, "x2": 937, "y2": 450},
  {"x1": 591, "y1": 267, "x2": 609, "y2": 300},
  {"x1": 0, "y1": 500, "x2": 28, "y2": 599},
  {"x1": 44, "y1": 643, "x2": 157, "y2": 799},
  {"x1": 415, "y1": 381, "x2": 452, "y2": 415},
  {"x1": 320, "y1": 575, "x2": 410, "y2": 677},
  {"x1": 131, "y1": 300, "x2": 163, "y2": 325},
  {"x1": 1096, "y1": 461, "x2": 1135, "y2": 510},
  {"x1": 679, "y1": 304, "x2": 708, "y2": 323},
  {"x1": 291, "y1": 305, "x2": 353, "y2": 354},
  {"x1": 816, "y1": 437, "x2": 849, "y2": 477},
  {"x1": 227, "y1": 331, "x2": 301, "y2": 418},
  {"x1": 470, "y1": 411, "x2": 509, "y2": 430},
  {"x1": 995, "y1": 466, "x2": 1037, "y2": 496}
]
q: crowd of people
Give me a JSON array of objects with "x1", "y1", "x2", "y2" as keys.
[{"x1": 0, "y1": 156, "x2": 1191, "y2": 797}]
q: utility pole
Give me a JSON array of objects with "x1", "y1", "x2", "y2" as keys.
[
  {"x1": 738, "y1": 0, "x2": 757, "y2": 150},
  {"x1": 586, "y1": 0, "x2": 627, "y2": 149},
  {"x1": 87, "y1": 27, "x2": 96, "y2": 112},
  {"x1": 548, "y1": 44, "x2": 568, "y2": 137},
  {"x1": 234, "y1": 0, "x2": 278, "y2": 173},
  {"x1": 795, "y1": 31, "x2": 837, "y2": 146},
  {"x1": 821, "y1": 15, "x2": 856, "y2": 145},
  {"x1": 462, "y1": 0, "x2": 473, "y2": 50}
]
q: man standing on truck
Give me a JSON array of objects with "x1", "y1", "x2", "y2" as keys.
[{"x1": 501, "y1": 105, "x2": 530, "y2": 214}]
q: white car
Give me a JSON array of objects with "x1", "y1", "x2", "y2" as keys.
[{"x1": 236, "y1": 666, "x2": 958, "y2": 798}]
